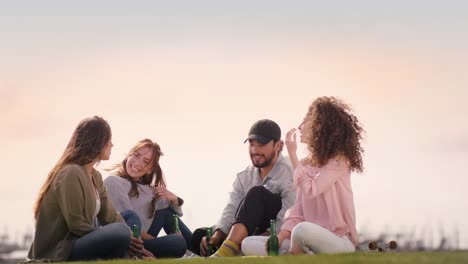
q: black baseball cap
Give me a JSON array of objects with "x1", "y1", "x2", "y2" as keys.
[{"x1": 244, "y1": 119, "x2": 281, "y2": 144}]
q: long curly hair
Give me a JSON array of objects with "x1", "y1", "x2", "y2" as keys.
[
  {"x1": 109, "y1": 138, "x2": 166, "y2": 218},
  {"x1": 302, "y1": 97, "x2": 364, "y2": 172}
]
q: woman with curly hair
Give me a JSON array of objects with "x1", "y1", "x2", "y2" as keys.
[{"x1": 242, "y1": 96, "x2": 364, "y2": 255}]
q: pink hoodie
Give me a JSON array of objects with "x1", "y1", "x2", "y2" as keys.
[{"x1": 281, "y1": 157, "x2": 358, "y2": 245}]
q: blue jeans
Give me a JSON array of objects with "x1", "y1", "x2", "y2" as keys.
[
  {"x1": 122, "y1": 208, "x2": 189, "y2": 258},
  {"x1": 143, "y1": 234, "x2": 187, "y2": 258},
  {"x1": 121, "y1": 210, "x2": 142, "y2": 236},
  {"x1": 147, "y1": 207, "x2": 193, "y2": 250},
  {"x1": 68, "y1": 222, "x2": 131, "y2": 261}
]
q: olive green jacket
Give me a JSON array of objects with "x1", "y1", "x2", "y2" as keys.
[{"x1": 28, "y1": 164, "x2": 125, "y2": 261}]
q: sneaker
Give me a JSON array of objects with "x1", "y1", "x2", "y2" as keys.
[{"x1": 182, "y1": 250, "x2": 200, "y2": 258}]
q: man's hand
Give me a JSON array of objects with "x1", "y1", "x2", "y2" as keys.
[{"x1": 200, "y1": 230, "x2": 224, "y2": 256}]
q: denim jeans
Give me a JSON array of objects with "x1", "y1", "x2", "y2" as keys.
[
  {"x1": 121, "y1": 210, "x2": 142, "y2": 236},
  {"x1": 68, "y1": 222, "x2": 131, "y2": 261},
  {"x1": 147, "y1": 207, "x2": 193, "y2": 249},
  {"x1": 122, "y1": 208, "x2": 190, "y2": 258}
]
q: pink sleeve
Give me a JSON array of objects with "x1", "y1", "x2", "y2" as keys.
[
  {"x1": 281, "y1": 189, "x2": 304, "y2": 232},
  {"x1": 295, "y1": 158, "x2": 350, "y2": 199}
]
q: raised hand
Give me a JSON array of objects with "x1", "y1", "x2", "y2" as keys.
[
  {"x1": 154, "y1": 186, "x2": 179, "y2": 205},
  {"x1": 285, "y1": 128, "x2": 299, "y2": 169}
]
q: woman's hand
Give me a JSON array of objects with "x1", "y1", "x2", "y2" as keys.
[
  {"x1": 285, "y1": 128, "x2": 297, "y2": 153},
  {"x1": 141, "y1": 248, "x2": 156, "y2": 260},
  {"x1": 285, "y1": 128, "x2": 299, "y2": 170},
  {"x1": 129, "y1": 236, "x2": 144, "y2": 258},
  {"x1": 154, "y1": 186, "x2": 179, "y2": 205},
  {"x1": 277, "y1": 230, "x2": 290, "y2": 248},
  {"x1": 264, "y1": 230, "x2": 290, "y2": 254}
]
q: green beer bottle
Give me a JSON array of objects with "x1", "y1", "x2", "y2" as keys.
[
  {"x1": 267, "y1": 219, "x2": 279, "y2": 256},
  {"x1": 206, "y1": 227, "x2": 214, "y2": 255},
  {"x1": 172, "y1": 214, "x2": 181, "y2": 234},
  {"x1": 132, "y1": 224, "x2": 142, "y2": 258}
]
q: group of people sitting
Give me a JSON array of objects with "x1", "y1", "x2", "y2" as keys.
[{"x1": 27, "y1": 96, "x2": 365, "y2": 261}]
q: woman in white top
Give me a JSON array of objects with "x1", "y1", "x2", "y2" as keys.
[{"x1": 104, "y1": 138, "x2": 192, "y2": 258}]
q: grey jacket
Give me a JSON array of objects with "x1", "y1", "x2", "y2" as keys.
[{"x1": 215, "y1": 154, "x2": 296, "y2": 234}]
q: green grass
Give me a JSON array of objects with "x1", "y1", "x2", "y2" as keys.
[{"x1": 66, "y1": 252, "x2": 468, "y2": 264}]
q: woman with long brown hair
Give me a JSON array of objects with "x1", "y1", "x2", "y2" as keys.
[
  {"x1": 28, "y1": 116, "x2": 140, "y2": 261},
  {"x1": 104, "y1": 138, "x2": 191, "y2": 258}
]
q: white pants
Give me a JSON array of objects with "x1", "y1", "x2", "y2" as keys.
[
  {"x1": 291, "y1": 222, "x2": 355, "y2": 254},
  {"x1": 241, "y1": 236, "x2": 291, "y2": 256},
  {"x1": 241, "y1": 222, "x2": 355, "y2": 256}
]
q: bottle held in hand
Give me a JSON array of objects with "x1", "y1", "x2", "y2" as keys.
[
  {"x1": 206, "y1": 227, "x2": 215, "y2": 256},
  {"x1": 132, "y1": 224, "x2": 143, "y2": 259}
]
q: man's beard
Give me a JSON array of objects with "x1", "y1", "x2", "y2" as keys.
[{"x1": 250, "y1": 150, "x2": 276, "y2": 168}]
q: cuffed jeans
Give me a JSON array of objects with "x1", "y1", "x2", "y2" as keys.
[
  {"x1": 68, "y1": 222, "x2": 131, "y2": 261},
  {"x1": 148, "y1": 207, "x2": 193, "y2": 250},
  {"x1": 121, "y1": 208, "x2": 189, "y2": 258}
]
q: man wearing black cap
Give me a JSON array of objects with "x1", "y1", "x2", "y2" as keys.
[{"x1": 191, "y1": 119, "x2": 296, "y2": 257}]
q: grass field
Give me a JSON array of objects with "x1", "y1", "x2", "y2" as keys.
[{"x1": 52, "y1": 252, "x2": 468, "y2": 264}]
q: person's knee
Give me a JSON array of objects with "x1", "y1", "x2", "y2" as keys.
[
  {"x1": 190, "y1": 228, "x2": 207, "y2": 255},
  {"x1": 172, "y1": 235, "x2": 188, "y2": 257},
  {"x1": 155, "y1": 207, "x2": 173, "y2": 216},
  {"x1": 241, "y1": 236, "x2": 267, "y2": 256},
  {"x1": 110, "y1": 222, "x2": 132, "y2": 247},
  {"x1": 291, "y1": 222, "x2": 310, "y2": 242},
  {"x1": 241, "y1": 237, "x2": 255, "y2": 253},
  {"x1": 154, "y1": 207, "x2": 173, "y2": 221},
  {"x1": 121, "y1": 210, "x2": 142, "y2": 226},
  {"x1": 245, "y1": 185, "x2": 268, "y2": 198}
]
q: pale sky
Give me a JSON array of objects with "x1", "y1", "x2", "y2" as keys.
[{"x1": 1, "y1": 1, "x2": 467, "y2": 249}]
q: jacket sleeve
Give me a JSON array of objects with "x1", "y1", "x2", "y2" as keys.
[
  {"x1": 215, "y1": 175, "x2": 245, "y2": 235},
  {"x1": 295, "y1": 158, "x2": 350, "y2": 199},
  {"x1": 281, "y1": 188, "x2": 304, "y2": 232},
  {"x1": 103, "y1": 176, "x2": 133, "y2": 213},
  {"x1": 54, "y1": 166, "x2": 96, "y2": 236},
  {"x1": 275, "y1": 165, "x2": 296, "y2": 233},
  {"x1": 96, "y1": 173, "x2": 125, "y2": 225},
  {"x1": 169, "y1": 197, "x2": 184, "y2": 217}
]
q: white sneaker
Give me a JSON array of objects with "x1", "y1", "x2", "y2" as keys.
[{"x1": 182, "y1": 250, "x2": 200, "y2": 258}]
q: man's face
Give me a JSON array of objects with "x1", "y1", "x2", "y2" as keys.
[{"x1": 248, "y1": 139, "x2": 278, "y2": 168}]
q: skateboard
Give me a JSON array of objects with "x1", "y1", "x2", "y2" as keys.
[{"x1": 368, "y1": 240, "x2": 397, "y2": 252}]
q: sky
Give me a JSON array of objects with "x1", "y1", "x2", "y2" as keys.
[{"x1": 1, "y1": 1, "x2": 467, "y2": 249}]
